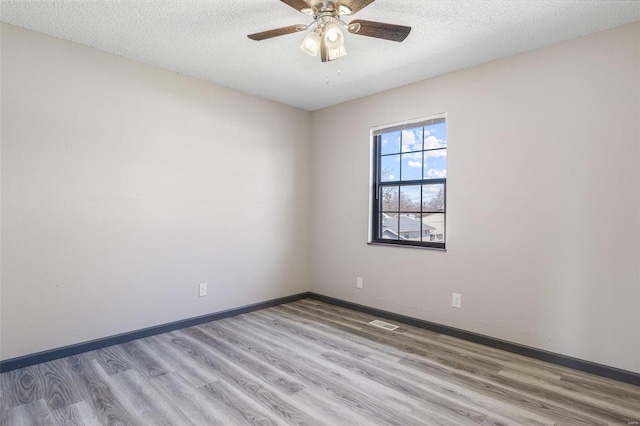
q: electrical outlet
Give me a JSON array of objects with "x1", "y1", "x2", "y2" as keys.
[
  {"x1": 452, "y1": 293, "x2": 461, "y2": 308},
  {"x1": 199, "y1": 283, "x2": 207, "y2": 297},
  {"x1": 356, "y1": 277, "x2": 363, "y2": 289}
]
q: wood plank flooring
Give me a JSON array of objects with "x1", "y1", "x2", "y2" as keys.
[{"x1": 1, "y1": 299, "x2": 639, "y2": 425}]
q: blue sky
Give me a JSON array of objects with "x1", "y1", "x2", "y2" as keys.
[{"x1": 380, "y1": 122, "x2": 447, "y2": 183}]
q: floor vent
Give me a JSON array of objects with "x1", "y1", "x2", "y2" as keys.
[{"x1": 368, "y1": 319, "x2": 399, "y2": 331}]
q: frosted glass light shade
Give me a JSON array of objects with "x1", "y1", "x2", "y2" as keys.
[
  {"x1": 327, "y1": 44, "x2": 347, "y2": 61},
  {"x1": 323, "y1": 23, "x2": 344, "y2": 50},
  {"x1": 300, "y1": 31, "x2": 321, "y2": 56}
]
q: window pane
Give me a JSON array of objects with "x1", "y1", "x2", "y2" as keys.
[
  {"x1": 380, "y1": 213, "x2": 399, "y2": 240},
  {"x1": 401, "y1": 152, "x2": 422, "y2": 181},
  {"x1": 422, "y1": 184, "x2": 445, "y2": 212},
  {"x1": 372, "y1": 115, "x2": 447, "y2": 248},
  {"x1": 381, "y1": 186, "x2": 399, "y2": 211},
  {"x1": 401, "y1": 127, "x2": 423, "y2": 152},
  {"x1": 380, "y1": 155, "x2": 400, "y2": 182},
  {"x1": 423, "y1": 149, "x2": 447, "y2": 179},
  {"x1": 424, "y1": 121, "x2": 447, "y2": 149},
  {"x1": 400, "y1": 185, "x2": 421, "y2": 212},
  {"x1": 380, "y1": 131, "x2": 401, "y2": 155},
  {"x1": 399, "y1": 213, "x2": 422, "y2": 241},
  {"x1": 422, "y1": 213, "x2": 445, "y2": 242}
]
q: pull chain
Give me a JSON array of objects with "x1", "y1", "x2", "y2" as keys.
[{"x1": 325, "y1": 68, "x2": 342, "y2": 85}]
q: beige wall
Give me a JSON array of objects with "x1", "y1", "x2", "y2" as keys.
[
  {"x1": 2, "y1": 21, "x2": 639, "y2": 374},
  {"x1": 0, "y1": 23, "x2": 311, "y2": 360},
  {"x1": 310, "y1": 22, "x2": 640, "y2": 373}
]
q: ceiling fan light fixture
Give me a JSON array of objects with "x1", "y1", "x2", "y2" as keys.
[
  {"x1": 338, "y1": 4, "x2": 352, "y2": 15},
  {"x1": 247, "y1": 0, "x2": 411, "y2": 63},
  {"x1": 300, "y1": 30, "x2": 321, "y2": 56},
  {"x1": 327, "y1": 44, "x2": 347, "y2": 61},
  {"x1": 323, "y1": 22, "x2": 344, "y2": 50}
]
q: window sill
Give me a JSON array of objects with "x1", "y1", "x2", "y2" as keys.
[{"x1": 367, "y1": 242, "x2": 447, "y2": 251}]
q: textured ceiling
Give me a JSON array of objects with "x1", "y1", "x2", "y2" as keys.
[{"x1": 1, "y1": 1, "x2": 639, "y2": 111}]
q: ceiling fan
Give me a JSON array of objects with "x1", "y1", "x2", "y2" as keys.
[{"x1": 247, "y1": 0, "x2": 411, "y2": 62}]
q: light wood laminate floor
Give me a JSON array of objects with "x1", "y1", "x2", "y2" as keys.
[{"x1": 1, "y1": 299, "x2": 639, "y2": 425}]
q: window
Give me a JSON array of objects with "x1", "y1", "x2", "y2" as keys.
[{"x1": 370, "y1": 115, "x2": 447, "y2": 249}]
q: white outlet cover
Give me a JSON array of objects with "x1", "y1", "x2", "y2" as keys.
[
  {"x1": 199, "y1": 283, "x2": 207, "y2": 297},
  {"x1": 452, "y1": 293, "x2": 461, "y2": 308},
  {"x1": 356, "y1": 277, "x2": 363, "y2": 289}
]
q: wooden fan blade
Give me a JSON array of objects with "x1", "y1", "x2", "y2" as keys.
[
  {"x1": 280, "y1": 0, "x2": 310, "y2": 12},
  {"x1": 247, "y1": 25, "x2": 302, "y2": 41},
  {"x1": 338, "y1": 0, "x2": 376, "y2": 15},
  {"x1": 348, "y1": 19, "x2": 411, "y2": 42}
]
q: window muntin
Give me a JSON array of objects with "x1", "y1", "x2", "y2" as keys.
[{"x1": 371, "y1": 116, "x2": 447, "y2": 249}]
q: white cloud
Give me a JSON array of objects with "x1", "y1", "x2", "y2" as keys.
[
  {"x1": 426, "y1": 169, "x2": 447, "y2": 178},
  {"x1": 425, "y1": 148, "x2": 447, "y2": 158},
  {"x1": 424, "y1": 136, "x2": 446, "y2": 150},
  {"x1": 402, "y1": 129, "x2": 423, "y2": 152},
  {"x1": 407, "y1": 160, "x2": 421, "y2": 168},
  {"x1": 402, "y1": 130, "x2": 416, "y2": 145}
]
